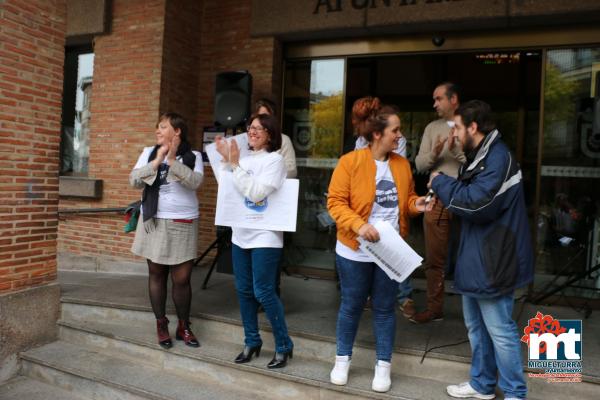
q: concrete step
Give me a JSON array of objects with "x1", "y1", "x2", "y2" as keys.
[
  {"x1": 20, "y1": 341, "x2": 273, "y2": 400},
  {"x1": 58, "y1": 300, "x2": 600, "y2": 400},
  {"x1": 0, "y1": 376, "x2": 88, "y2": 400},
  {"x1": 59, "y1": 300, "x2": 472, "y2": 384},
  {"x1": 54, "y1": 317, "x2": 453, "y2": 399}
]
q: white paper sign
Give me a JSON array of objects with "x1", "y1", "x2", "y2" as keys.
[
  {"x1": 205, "y1": 133, "x2": 249, "y2": 173},
  {"x1": 358, "y1": 220, "x2": 423, "y2": 282},
  {"x1": 215, "y1": 171, "x2": 299, "y2": 232}
]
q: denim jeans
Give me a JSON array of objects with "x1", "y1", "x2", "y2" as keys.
[
  {"x1": 231, "y1": 244, "x2": 293, "y2": 353},
  {"x1": 336, "y1": 254, "x2": 399, "y2": 361},
  {"x1": 462, "y1": 294, "x2": 527, "y2": 399},
  {"x1": 397, "y1": 278, "x2": 412, "y2": 303}
]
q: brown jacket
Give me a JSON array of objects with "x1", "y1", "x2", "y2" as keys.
[{"x1": 327, "y1": 148, "x2": 421, "y2": 250}]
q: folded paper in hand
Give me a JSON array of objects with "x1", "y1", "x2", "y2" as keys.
[{"x1": 358, "y1": 220, "x2": 423, "y2": 282}]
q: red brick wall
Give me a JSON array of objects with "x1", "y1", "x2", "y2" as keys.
[
  {"x1": 0, "y1": 0, "x2": 66, "y2": 293},
  {"x1": 160, "y1": 0, "x2": 203, "y2": 140},
  {"x1": 57, "y1": 0, "x2": 282, "y2": 265},
  {"x1": 195, "y1": 0, "x2": 281, "y2": 252},
  {"x1": 58, "y1": 0, "x2": 167, "y2": 261}
]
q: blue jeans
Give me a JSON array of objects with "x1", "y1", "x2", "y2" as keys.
[
  {"x1": 462, "y1": 294, "x2": 527, "y2": 399},
  {"x1": 231, "y1": 245, "x2": 293, "y2": 353},
  {"x1": 336, "y1": 254, "x2": 399, "y2": 361},
  {"x1": 397, "y1": 278, "x2": 412, "y2": 303}
]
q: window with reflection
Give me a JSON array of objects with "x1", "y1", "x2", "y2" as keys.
[
  {"x1": 282, "y1": 59, "x2": 345, "y2": 272},
  {"x1": 60, "y1": 48, "x2": 94, "y2": 176},
  {"x1": 536, "y1": 47, "x2": 600, "y2": 298}
]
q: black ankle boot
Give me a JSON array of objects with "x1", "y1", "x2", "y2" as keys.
[
  {"x1": 234, "y1": 345, "x2": 262, "y2": 364},
  {"x1": 267, "y1": 349, "x2": 293, "y2": 369}
]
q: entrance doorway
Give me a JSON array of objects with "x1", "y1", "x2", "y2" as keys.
[{"x1": 283, "y1": 50, "x2": 542, "y2": 276}]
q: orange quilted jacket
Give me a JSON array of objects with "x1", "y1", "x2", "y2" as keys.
[{"x1": 327, "y1": 147, "x2": 421, "y2": 250}]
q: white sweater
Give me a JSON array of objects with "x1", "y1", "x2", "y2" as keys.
[
  {"x1": 238, "y1": 132, "x2": 297, "y2": 178},
  {"x1": 218, "y1": 150, "x2": 286, "y2": 249}
]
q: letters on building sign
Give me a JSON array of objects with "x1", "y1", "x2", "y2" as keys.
[{"x1": 313, "y1": 0, "x2": 461, "y2": 14}]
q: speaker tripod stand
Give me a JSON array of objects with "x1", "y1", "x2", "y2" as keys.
[{"x1": 193, "y1": 227, "x2": 231, "y2": 289}]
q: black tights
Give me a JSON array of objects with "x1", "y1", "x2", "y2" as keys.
[{"x1": 147, "y1": 259, "x2": 194, "y2": 321}]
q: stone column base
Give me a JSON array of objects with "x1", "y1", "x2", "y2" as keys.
[{"x1": 0, "y1": 283, "x2": 60, "y2": 383}]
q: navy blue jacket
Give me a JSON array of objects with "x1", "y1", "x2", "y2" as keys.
[{"x1": 431, "y1": 130, "x2": 534, "y2": 298}]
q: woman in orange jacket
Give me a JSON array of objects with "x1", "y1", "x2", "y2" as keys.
[{"x1": 327, "y1": 97, "x2": 430, "y2": 393}]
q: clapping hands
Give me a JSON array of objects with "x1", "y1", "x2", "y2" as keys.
[
  {"x1": 215, "y1": 136, "x2": 240, "y2": 167},
  {"x1": 433, "y1": 136, "x2": 447, "y2": 158},
  {"x1": 166, "y1": 134, "x2": 181, "y2": 165}
]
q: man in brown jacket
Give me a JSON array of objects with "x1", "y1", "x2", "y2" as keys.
[{"x1": 411, "y1": 82, "x2": 466, "y2": 324}]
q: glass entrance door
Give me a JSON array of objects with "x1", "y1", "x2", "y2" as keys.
[
  {"x1": 283, "y1": 51, "x2": 542, "y2": 274},
  {"x1": 535, "y1": 47, "x2": 600, "y2": 298},
  {"x1": 282, "y1": 59, "x2": 345, "y2": 274}
]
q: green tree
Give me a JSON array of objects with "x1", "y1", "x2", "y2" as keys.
[
  {"x1": 544, "y1": 63, "x2": 579, "y2": 125},
  {"x1": 309, "y1": 93, "x2": 343, "y2": 158}
]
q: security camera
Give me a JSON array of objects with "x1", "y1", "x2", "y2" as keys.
[{"x1": 432, "y1": 36, "x2": 445, "y2": 47}]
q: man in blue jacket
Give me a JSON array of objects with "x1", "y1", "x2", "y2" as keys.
[{"x1": 430, "y1": 100, "x2": 533, "y2": 400}]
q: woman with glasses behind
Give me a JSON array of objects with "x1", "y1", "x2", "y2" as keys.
[{"x1": 214, "y1": 113, "x2": 294, "y2": 369}]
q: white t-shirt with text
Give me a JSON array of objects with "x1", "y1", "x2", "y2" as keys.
[
  {"x1": 133, "y1": 146, "x2": 204, "y2": 219},
  {"x1": 336, "y1": 159, "x2": 399, "y2": 262}
]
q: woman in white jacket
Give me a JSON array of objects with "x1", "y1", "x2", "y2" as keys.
[{"x1": 215, "y1": 113, "x2": 294, "y2": 369}]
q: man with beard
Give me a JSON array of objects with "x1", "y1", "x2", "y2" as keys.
[
  {"x1": 412, "y1": 82, "x2": 465, "y2": 323},
  {"x1": 429, "y1": 100, "x2": 533, "y2": 400}
]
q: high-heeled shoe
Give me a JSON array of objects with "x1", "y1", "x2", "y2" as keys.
[
  {"x1": 267, "y1": 349, "x2": 293, "y2": 369},
  {"x1": 234, "y1": 345, "x2": 262, "y2": 364},
  {"x1": 175, "y1": 320, "x2": 200, "y2": 347},
  {"x1": 156, "y1": 316, "x2": 172, "y2": 349}
]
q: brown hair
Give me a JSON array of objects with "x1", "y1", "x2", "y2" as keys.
[
  {"x1": 248, "y1": 113, "x2": 282, "y2": 152},
  {"x1": 438, "y1": 81, "x2": 462, "y2": 103},
  {"x1": 455, "y1": 100, "x2": 496, "y2": 135},
  {"x1": 351, "y1": 97, "x2": 400, "y2": 142},
  {"x1": 254, "y1": 98, "x2": 277, "y2": 116},
  {"x1": 157, "y1": 112, "x2": 192, "y2": 155}
]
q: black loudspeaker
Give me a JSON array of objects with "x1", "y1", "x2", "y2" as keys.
[{"x1": 214, "y1": 71, "x2": 252, "y2": 128}]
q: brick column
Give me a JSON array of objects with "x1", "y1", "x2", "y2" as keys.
[
  {"x1": 0, "y1": 0, "x2": 66, "y2": 382},
  {"x1": 0, "y1": 0, "x2": 66, "y2": 293}
]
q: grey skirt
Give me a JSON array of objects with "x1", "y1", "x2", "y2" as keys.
[{"x1": 131, "y1": 217, "x2": 198, "y2": 265}]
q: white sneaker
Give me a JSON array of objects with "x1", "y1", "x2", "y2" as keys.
[
  {"x1": 371, "y1": 360, "x2": 391, "y2": 392},
  {"x1": 446, "y1": 382, "x2": 495, "y2": 399},
  {"x1": 330, "y1": 355, "x2": 351, "y2": 385}
]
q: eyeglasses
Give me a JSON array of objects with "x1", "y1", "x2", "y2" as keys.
[{"x1": 247, "y1": 125, "x2": 266, "y2": 133}]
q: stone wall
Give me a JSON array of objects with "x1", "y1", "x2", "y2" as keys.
[{"x1": 0, "y1": 284, "x2": 61, "y2": 383}]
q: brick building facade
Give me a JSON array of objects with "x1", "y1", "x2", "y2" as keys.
[
  {"x1": 57, "y1": 0, "x2": 280, "y2": 272},
  {"x1": 1, "y1": 0, "x2": 280, "y2": 380},
  {"x1": 2, "y1": 0, "x2": 599, "y2": 384}
]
